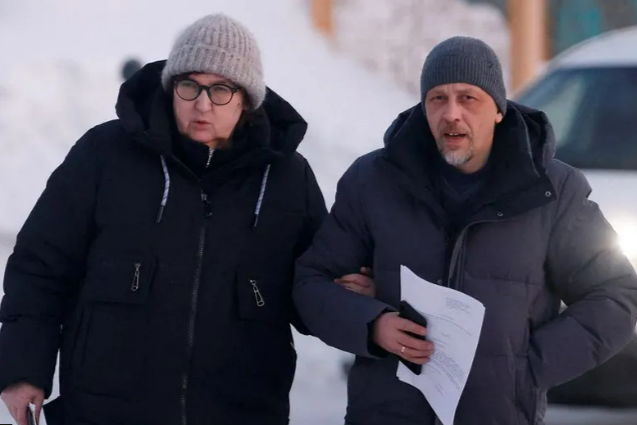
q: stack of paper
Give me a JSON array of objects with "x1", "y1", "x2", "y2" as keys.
[{"x1": 396, "y1": 265, "x2": 486, "y2": 425}]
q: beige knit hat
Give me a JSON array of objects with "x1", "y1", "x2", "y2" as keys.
[{"x1": 161, "y1": 13, "x2": 266, "y2": 110}]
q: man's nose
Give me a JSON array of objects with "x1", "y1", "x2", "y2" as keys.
[{"x1": 441, "y1": 100, "x2": 462, "y2": 122}]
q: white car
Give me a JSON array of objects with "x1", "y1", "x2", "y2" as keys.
[
  {"x1": 515, "y1": 25, "x2": 637, "y2": 425},
  {"x1": 515, "y1": 25, "x2": 637, "y2": 267}
]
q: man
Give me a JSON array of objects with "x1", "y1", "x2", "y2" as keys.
[
  {"x1": 294, "y1": 36, "x2": 637, "y2": 425},
  {"x1": 0, "y1": 13, "x2": 371, "y2": 425}
]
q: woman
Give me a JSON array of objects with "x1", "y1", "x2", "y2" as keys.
[{"x1": 0, "y1": 13, "x2": 372, "y2": 425}]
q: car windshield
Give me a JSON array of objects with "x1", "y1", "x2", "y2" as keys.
[{"x1": 516, "y1": 67, "x2": 637, "y2": 170}]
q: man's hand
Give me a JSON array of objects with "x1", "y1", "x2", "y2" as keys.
[
  {"x1": 1, "y1": 382, "x2": 44, "y2": 425},
  {"x1": 335, "y1": 267, "x2": 376, "y2": 297},
  {"x1": 372, "y1": 312, "x2": 434, "y2": 364}
]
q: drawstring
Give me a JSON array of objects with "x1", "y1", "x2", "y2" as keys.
[
  {"x1": 156, "y1": 155, "x2": 171, "y2": 223},
  {"x1": 155, "y1": 156, "x2": 270, "y2": 227},
  {"x1": 252, "y1": 164, "x2": 271, "y2": 227}
]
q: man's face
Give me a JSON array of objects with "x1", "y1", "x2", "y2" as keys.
[
  {"x1": 172, "y1": 73, "x2": 247, "y2": 148},
  {"x1": 424, "y1": 83, "x2": 503, "y2": 173}
]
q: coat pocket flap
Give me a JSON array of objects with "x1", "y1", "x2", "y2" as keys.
[
  {"x1": 82, "y1": 258, "x2": 156, "y2": 305},
  {"x1": 236, "y1": 269, "x2": 292, "y2": 323}
]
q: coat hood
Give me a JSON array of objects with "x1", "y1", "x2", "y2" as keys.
[
  {"x1": 113, "y1": 60, "x2": 310, "y2": 225},
  {"x1": 381, "y1": 100, "x2": 558, "y2": 217},
  {"x1": 114, "y1": 60, "x2": 308, "y2": 158},
  {"x1": 383, "y1": 100, "x2": 556, "y2": 170}
]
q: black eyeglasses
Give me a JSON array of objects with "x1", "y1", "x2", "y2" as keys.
[{"x1": 174, "y1": 78, "x2": 240, "y2": 105}]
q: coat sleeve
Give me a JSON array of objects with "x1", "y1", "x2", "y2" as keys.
[
  {"x1": 0, "y1": 128, "x2": 101, "y2": 397},
  {"x1": 290, "y1": 158, "x2": 329, "y2": 335},
  {"x1": 294, "y1": 158, "x2": 328, "y2": 260},
  {"x1": 293, "y1": 158, "x2": 393, "y2": 357},
  {"x1": 529, "y1": 167, "x2": 637, "y2": 390}
]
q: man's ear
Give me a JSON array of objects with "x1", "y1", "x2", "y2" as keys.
[{"x1": 495, "y1": 112, "x2": 503, "y2": 124}]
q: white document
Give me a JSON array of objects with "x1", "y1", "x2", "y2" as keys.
[{"x1": 396, "y1": 265, "x2": 485, "y2": 425}]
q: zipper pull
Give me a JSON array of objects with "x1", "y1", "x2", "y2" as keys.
[
  {"x1": 131, "y1": 262, "x2": 141, "y2": 292},
  {"x1": 201, "y1": 192, "x2": 212, "y2": 218},
  {"x1": 250, "y1": 279, "x2": 265, "y2": 307}
]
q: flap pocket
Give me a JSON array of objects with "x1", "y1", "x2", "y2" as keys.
[
  {"x1": 236, "y1": 269, "x2": 292, "y2": 324},
  {"x1": 82, "y1": 258, "x2": 156, "y2": 305}
]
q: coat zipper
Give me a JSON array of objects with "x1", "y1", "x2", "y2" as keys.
[
  {"x1": 131, "y1": 262, "x2": 141, "y2": 292},
  {"x1": 180, "y1": 192, "x2": 211, "y2": 425},
  {"x1": 250, "y1": 279, "x2": 265, "y2": 306},
  {"x1": 446, "y1": 230, "x2": 466, "y2": 289},
  {"x1": 446, "y1": 217, "x2": 502, "y2": 290},
  {"x1": 447, "y1": 225, "x2": 474, "y2": 291},
  {"x1": 436, "y1": 218, "x2": 501, "y2": 425}
]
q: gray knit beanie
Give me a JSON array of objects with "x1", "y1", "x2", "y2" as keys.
[
  {"x1": 161, "y1": 13, "x2": 266, "y2": 110},
  {"x1": 420, "y1": 36, "x2": 506, "y2": 114}
]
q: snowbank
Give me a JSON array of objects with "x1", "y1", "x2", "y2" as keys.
[
  {"x1": 0, "y1": 60, "x2": 122, "y2": 234},
  {"x1": 334, "y1": 0, "x2": 512, "y2": 93}
]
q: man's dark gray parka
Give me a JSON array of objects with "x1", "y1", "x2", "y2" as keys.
[{"x1": 293, "y1": 101, "x2": 637, "y2": 425}]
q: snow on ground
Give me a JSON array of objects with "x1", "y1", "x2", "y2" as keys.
[
  {"x1": 0, "y1": 60, "x2": 122, "y2": 234},
  {"x1": 0, "y1": 0, "x2": 419, "y2": 423},
  {"x1": 334, "y1": 0, "x2": 511, "y2": 94}
]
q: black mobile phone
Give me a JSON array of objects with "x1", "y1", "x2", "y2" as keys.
[
  {"x1": 398, "y1": 300, "x2": 428, "y2": 375},
  {"x1": 26, "y1": 405, "x2": 36, "y2": 425}
]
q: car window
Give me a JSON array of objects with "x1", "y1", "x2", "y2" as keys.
[{"x1": 517, "y1": 67, "x2": 637, "y2": 170}]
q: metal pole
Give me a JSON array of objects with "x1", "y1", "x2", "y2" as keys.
[
  {"x1": 509, "y1": 0, "x2": 547, "y2": 93},
  {"x1": 312, "y1": 0, "x2": 334, "y2": 38}
]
